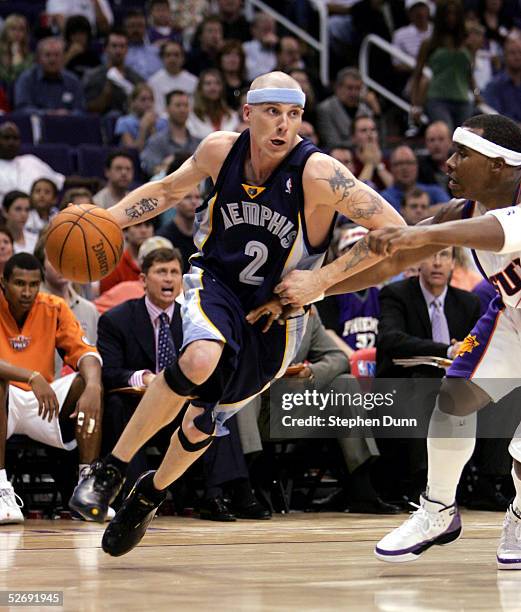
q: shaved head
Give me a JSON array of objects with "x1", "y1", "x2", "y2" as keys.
[{"x1": 250, "y1": 71, "x2": 302, "y2": 91}]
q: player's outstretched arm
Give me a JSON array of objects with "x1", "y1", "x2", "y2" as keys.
[{"x1": 107, "y1": 132, "x2": 238, "y2": 228}]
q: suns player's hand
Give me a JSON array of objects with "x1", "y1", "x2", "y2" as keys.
[
  {"x1": 30, "y1": 374, "x2": 59, "y2": 422},
  {"x1": 274, "y1": 270, "x2": 326, "y2": 307},
  {"x1": 368, "y1": 226, "x2": 430, "y2": 256}
]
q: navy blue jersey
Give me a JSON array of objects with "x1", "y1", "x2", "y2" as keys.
[
  {"x1": 337, "y1": 288, "x2": 380, "y2": 350},
  {"x1": 190, "y1": 130, "x2": 336, "y2": 310}
]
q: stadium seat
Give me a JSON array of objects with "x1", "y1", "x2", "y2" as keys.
[
  {"x1": 77, "y1": 144, "x2": 142, "y2": 181},
  {"x1": 41, "y1": 114, "x2": 103, "y2": 146},
  {"x1": 20, "y1": 143, "x2": 75, "y2": 176}
]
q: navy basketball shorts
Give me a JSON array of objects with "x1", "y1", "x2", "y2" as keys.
[{"x1": 178, "y1": 266, "x2": 308, "y2": 434}]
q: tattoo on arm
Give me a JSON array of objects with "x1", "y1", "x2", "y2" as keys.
[
  {"x1": 124, "y1": 197, "x2": 159, "y2": 221},
  {"x1": 342, "y1": 237, "x2": 371, "y2": 272},
  {"x1": 345, "y1": 189, "x2": 383, "y2": 220},
  {"x1": 316, "y1": 163, "x2": 383, "y2": 219},
  {"x1": 317, "y1": 164, "x2": 355, "y2": 205}
]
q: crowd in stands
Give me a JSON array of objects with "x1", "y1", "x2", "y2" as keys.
[{"x1": 0, "y1": 0, "x2": 520, "y2": 522}]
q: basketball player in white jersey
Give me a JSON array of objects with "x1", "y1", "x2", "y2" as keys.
[{"x1": 255, "y1": 114, "x2": 521, "y2": 568}]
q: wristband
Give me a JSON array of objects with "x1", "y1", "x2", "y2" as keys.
[{"x1": 27, "y1": 371, "x2": 40, "y2": 385}]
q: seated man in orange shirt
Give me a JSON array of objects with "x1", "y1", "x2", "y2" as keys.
[{"x1": 0, "y1": 253, "x2": 103, "y2": 524}]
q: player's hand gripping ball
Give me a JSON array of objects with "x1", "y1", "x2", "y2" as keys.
[{"x1": 45, "y1": 204, "x2": 124, "y2": 283}]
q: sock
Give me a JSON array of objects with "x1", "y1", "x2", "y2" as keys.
[
  {"x1": 511, "y1": 465, "x2": 521, "y2": 515},
  {"x1": 0, "y1": 469, "x2": 7, "y2": 483},
  {"x1": 78, "y1": 463, "x2": 89, "y2": 483},
  {"x1": 426, "y1": 401, "x2": 476, "y2": 506},
  {"x1": 139, "y1": 471, "x2": 166, "y2": 504},
  {"x1": 104, "y1": 453, "x2": 129, "y2": 475}
]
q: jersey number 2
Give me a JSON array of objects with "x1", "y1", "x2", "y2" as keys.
[{"x1": 239, "y1": 241, "x2": 268, "y2": 286}]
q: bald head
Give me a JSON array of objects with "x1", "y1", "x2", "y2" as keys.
[
  {"x1": 250, "y1": 71, "x2": 302, "y2": 91},
  {"x1": 0, "y1": 122, "x2": 21, "y2": 160}
]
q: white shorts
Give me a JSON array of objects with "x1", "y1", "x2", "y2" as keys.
[
  {"x1": 447, "y1": 299, "x2": 521, "y2": 461},
  {"x1": 7, "y1": 373, "x2": 78, "y2": 451}
]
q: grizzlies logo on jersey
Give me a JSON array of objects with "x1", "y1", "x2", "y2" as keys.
[{"x1": 190, "y1": 130, "x2": 336, "y2": 309}]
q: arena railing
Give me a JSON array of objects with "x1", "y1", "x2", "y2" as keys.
[
  {"x1": 244, "y1": 0, "x2": 329, "y2": 86},
  {"x1": 359, "y1": 33, "x2": 497, "y2": 125}
]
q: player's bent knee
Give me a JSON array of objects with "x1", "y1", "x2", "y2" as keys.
[
  {"x1": 163, "y1": 360, "x2": 200, "y2": 397},
  {"x1": 179, "y1": 341, "x2": 223, "y2": 385},
  {"x1": 439, "y1": 378, "x2": 490, "y2": 416}
]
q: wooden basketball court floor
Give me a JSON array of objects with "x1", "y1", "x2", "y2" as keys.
[{"x1": 0, "y1": 511, "x2": 520, "y2": 612}]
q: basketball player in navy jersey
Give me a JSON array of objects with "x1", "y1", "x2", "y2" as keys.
[
  {"x1": 265, "y1": 114, "x2": 521, "y2": 569},
  {"x1": 69, "y1": 71, "x2": 404, "y2": 556}
]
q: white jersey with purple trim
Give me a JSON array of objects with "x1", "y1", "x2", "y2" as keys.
[{"x1": 467, "y1": 201, "x2": 521, "y2": 310}]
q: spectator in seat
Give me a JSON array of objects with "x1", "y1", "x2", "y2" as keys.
[
  {"x1": 93, "y1": 150, "x2": 134, "y2": 210},
  {"x1": 35, "y1": 238, "x2": 99, "y2": 346},
  {"x1": 187, "y1": 69, "x2": 239, "y2": 140},
  {"x1": 0, "y1": 227, "x2": 14, "y2": 277},
  {"x1": 157, "y1": 188, "x2": 199, "y2": 273},
  {"x1": 99, "y1": 221, "x2": 154, "y2": 294},
  {"x1": 417, "y1": 120, "x2": 453, "y2": 191},
  {"x1": 401, "y1": 187, "x2": 431, "y2": 225},
  {"x1": 0, "y1": 14, "x2": 33, "y2": 86},
  {"x1": 316, "y1": 68, "x2": 375, "y2": 150},
  {"x1": 115, "y1": 84, "x2": 167, "y2": 152},
  {"x1": 0, "y1": 123, "x2": 65, "y2": 203},
  {"x1": 218, "y1": 39, "x2": 249, "y2": 111},
  {"x1": 26, "y1": 178, "x2": 59, "y2": 237},
  {"x1": 0, "y1": 253, "x2": 103, "y2": 524},
  {"x1": 217, "y1": 0, "x2": 251, "y2": 42},
  {"x1": 186, "y1": 16, "x2": 224, "y2": 76},
  {"x1": 96, "y1": 247, "x2": 184, "y2": 490},
  {"x1": 376, "y1": 247, "x2": 480, "y2": 378},
  {"x1": 329, "y1": 145, "x2": 356, "y2": 174},
  {"x1": 2, "y1": 191, "x2": 37, "y2": 255},
  {"x1": 351, "y1": 115, "x2": 393, "y2": 191},
  {"x1": 14, "y1": 37, "x2": 85, "y2": 115},
  {"x1": 141, "y1": 90, "x2": 200, "y2": 176},
  {"x1": 380, "y1": 145, "x2": 450, "y2": 211},
  {"x1": 45, "y1": 0, "x2": 113, "y2": 34},
  {"x1": 275, "y1": 35, "x2": 305, "y2": 73},
  {"x1": 124, "y1": 10, "x2": 162, "y2": 81},
  {"x1": 63, "y1": 15, "x2": 101, "y2": 81},
  {"x1": 147, "y1": 0, "x2": 183, "y2": 46},
  {"x1": 392, "y1": 0, "x2": 433, "y2": 78},
  {"x1": 59, "y1": 187, "x2": 92, "y2": 210},
  {"x1": 83, "y1": 29, "x2": 143, "y2": 116},
  {"x1": 243, "y1": 12, "x2": 278, "y2": 81},
  {"x1": 298, "y1": 121, "x2": 319, "y2": 146},
  {"x1": 147, "y1": 41, "x2": 198, "y2": 117},
  {"x1": 483, "y1": 35, "x2": 521, "y2": 123},
  {"x1": 288, "y1": 68, "x2": 318, "y2": 127}
]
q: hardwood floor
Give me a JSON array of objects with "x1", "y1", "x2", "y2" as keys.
[{"x1": 0, "y1": 511, "x2": 518, "y2": 611}]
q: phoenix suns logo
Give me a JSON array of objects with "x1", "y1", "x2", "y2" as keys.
[
  {"x1": 9, "y1": 335, "x2": 31, "y2": 351},
  {"x1": 455, "y1": 334, "x2": 480, "y2": 357}
]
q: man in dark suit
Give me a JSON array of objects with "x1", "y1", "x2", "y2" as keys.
[
  {"x1": 97, "y1": 246, "x2": 184, "y2": 491},
  {"x1": 377, "y1": 247, "x2": 481, "y2": 378},
  {"x1": 375, "y1": 247, "x2": 483, "y2": 503}
]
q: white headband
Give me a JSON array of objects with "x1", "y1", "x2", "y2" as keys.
[
  {"x1": 453, "y1": 127, "x2": 521, "y2": 166},
  {"x1": 246, "y1": 88, "x2": 306, "y2": 107}
]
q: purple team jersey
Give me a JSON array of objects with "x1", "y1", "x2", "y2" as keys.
[{"x1": 337, "y1": 288, "x2": 380, "y2": 350}]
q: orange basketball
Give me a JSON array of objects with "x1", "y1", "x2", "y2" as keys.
[{"x1": 45, "y1": 204, "x2": 124, "y2": 283}]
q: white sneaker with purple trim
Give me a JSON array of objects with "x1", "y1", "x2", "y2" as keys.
[
  {"x1": 497, "y1": 505, "x2": 521, "y2": 570},
  {"x1": 375, "y1": 494, "x2": 461, "y2": 563}
]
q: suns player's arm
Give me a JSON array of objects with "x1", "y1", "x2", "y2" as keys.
[
  {"x1": 366, "y1": 202, "x2": 514, "y2": 257},
  {"x1": 107, "y1": 131, "x2": 239, "y2": 228},
  {"x1": 326, "y1": 200, "x2": 465, "y2": 296}
]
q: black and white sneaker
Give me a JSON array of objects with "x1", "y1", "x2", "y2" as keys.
[
  {"x1": 102, "y1": 471, "x2": 166, "y2": 557},
  {"x1": 69, "y1": 460, "x2": 124, "y2": 523}
]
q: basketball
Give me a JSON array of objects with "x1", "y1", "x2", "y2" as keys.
[{"x1": 45, "y1": 204, "x2": 124, "y2": 283}]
